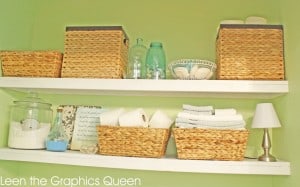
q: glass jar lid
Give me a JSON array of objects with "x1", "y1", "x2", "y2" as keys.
[{"x1": 13, "y1": 92, "x2": 52, "y2": 109}]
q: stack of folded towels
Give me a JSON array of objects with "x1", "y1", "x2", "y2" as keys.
[{"x1": 175, "y1": 104, "x2": 246, "y2": 129}]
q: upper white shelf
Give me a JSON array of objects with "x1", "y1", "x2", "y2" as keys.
[
  {"x1": 0, "y1": 148, "x2": 290, "y2": 175},
  {"x1": 0, "y1": 77, "x2": 289, "y2": 99}
]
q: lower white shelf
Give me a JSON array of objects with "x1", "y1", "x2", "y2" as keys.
[{"x1": 0, "y1": 148, "x2": 290, "y2": 175}]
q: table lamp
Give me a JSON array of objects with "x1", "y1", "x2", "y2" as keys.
[{"x1": 251, "y1": 103, "x2": 281, "y2": 162}]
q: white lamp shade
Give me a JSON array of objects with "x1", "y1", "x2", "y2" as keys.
[{"x1": 251, "y1": 103, "x2": 281, "y2": 128}]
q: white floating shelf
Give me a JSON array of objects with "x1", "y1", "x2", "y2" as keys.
[
  {"x1": 0, "y1": 77, "x2": 288, "y2": 98},
  {"x1": 0, "y1": 148, "x2": 290, "y2": 175}
]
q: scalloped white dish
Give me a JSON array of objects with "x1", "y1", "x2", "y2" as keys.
[{"x1": 168, "y1": 59, "x2": 217, "y2": 80}]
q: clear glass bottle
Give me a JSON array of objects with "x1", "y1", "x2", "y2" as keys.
[
  {"x1": 8, "y1": 92, "x2": 53, "y2": 149},
  {"x1": 145, "y1": 42, "x2": 166, "y2": 79},
  {"x1": 46, "y1": 107, "x2": 68, "y2": 152},
  {"x1": 127, "y1": 38, "x2": 147, "y2": 79}
]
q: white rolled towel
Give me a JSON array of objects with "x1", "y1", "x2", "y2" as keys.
[
  {"x1": 99, "y1": 108, "x2": 125, "y2": 126},
  {"x1": 149, "y1": 110, "x2": 173, "y2": 128},
  {"x1": 119, "y1": 108, "x2": 149, "y2": 127}
]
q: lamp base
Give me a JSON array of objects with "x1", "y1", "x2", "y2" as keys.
[{"x1": 258, "y1": 153, "x2": 277, "y2": 162}]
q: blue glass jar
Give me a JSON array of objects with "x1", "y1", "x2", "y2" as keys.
[{"x1": 145, "y1": 42, "x2": 166, "y2": 79}]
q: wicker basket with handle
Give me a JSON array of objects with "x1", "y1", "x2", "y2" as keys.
[
  {"x1": 0, "y1": 51, "x2": 62, "y2": 77},
  {"x1": 97, "y1": 125, "x2": 170, "y2": 158},
  {"x1": 61, "y1": 26, "x2": 129, "y2": 78},
  {"x1": 173, "y1": 128, "x2": 249, "y2": 161},
  {"x1": 216, "y1": 24, "x2": 285, "y2": 80}
]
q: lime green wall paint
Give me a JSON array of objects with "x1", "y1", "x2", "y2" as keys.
[
  {"x1": 0, "y1": 91, "x2": 16, "y2": 176},
  {"x1": 29, "y1": 0, "x2": 281, "y2": 62},
  {"x1": 0, "y1": 90, "x2": 14, "y2": 146},
  {"x1": 0, "y1": 0, "x2": 293, "y2": 187},
  {"x1": 0, "y1": 0, "x2": 37, "y2": 50},
  {"x1": 272, "y1": 0, "x2": 300, "y2": 187}
]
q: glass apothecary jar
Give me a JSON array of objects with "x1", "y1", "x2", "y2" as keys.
[
  {"x1": 127, "y1": 38, "x2": 148, "y2": 79},
  {"x1": 145, "y1": 42, "x2": 166, "y2": 79},
  {"x1": 8, "y1": 92, "x2": 53, "y2": 149}
]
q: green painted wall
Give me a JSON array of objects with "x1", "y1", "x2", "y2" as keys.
[
  {"x1": 0, "y1": 1, "x2": 38, "y2": 50},
  {"x1": 29, "y1": 0, "x2": 282, "y2": 62},
  {"x1": 272, "y1": 0, "x2": 300, "y2": 186},
  {"x1": 1, "y1": 0, "x2": 298, "y2": 187},
  {"x1": 0, "y1": 0, "x2": 37, "y2": 177}
]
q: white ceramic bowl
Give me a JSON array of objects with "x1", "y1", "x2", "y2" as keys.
[{"x1": 168, "y1": 59, "x2": 217, "y2": 80}]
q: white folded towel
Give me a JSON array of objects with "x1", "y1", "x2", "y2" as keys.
[
  {"x1": 182, "y1": 104, "x2": 213, "y2": 112},
  {"x1": 177, "y1": 105, "x2": 246, "y2": 130},
  {"x1": 214, "y1": 108, "x2": 237, "y2": 116},
  {"x1": 175, "y1": 122, "x2": 245, "y2": 130},
  {"x1": 175, "y1": 117, "x2": 246, "y2": 127},
  {"x1": 182, "y1": 109, "x2": 213, "y2": 116},
  {"x1": 177, "y1": 112, "x2": 244, "y2": 122}
]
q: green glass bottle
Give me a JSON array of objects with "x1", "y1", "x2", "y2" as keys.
[{"x1": 145, "y1": 42, "x2": 166, "y2": 79}]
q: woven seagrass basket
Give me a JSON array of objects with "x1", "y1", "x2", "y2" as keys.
[
  {"x1": 173, "y1": 128, "x2": 249, "y2": 161},
  {"x1": 216, "y1": 24, "x2": 285, "y2": 80},
  {"x1": 62, "y1": 26, "x2": 129, "y2": 78},
  {"x1": 0, "y1": 51, "x2": 63, "y2": 77},
  {"x1": 97, "y1": 126, "x2": 170, "y2": 158}
]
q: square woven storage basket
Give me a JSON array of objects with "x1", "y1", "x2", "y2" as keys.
[
  {"x1": 97, "y1": 126, "x2": 170, "y2": 158},
  {"x1": 0, "y1": 51, "x2": 63, "y2": 77},
  {"x1": 62, "y1": 26, "x2": 129, "y2": 78},
  {"x1": 173, "y1": 128, "x2": 249, "y2": 161},
  {"x1": 216, "y1": 24, "x2": 285, "y2": 80}
]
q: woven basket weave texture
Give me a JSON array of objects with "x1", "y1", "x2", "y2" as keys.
[
  {"x1": 216, "y1": 24, "x2": 284, "y2": 80},
  {"x1": 0, "y1": 51, "x2": 62, "y2": 77},
  {"x1": 62, "y1": 26, "x2": 129, "y2": 78},
  {"x1": 173, "y1": 128, "x2": 249, "y2": 161},
  {"x1": 97, "y1": 126, "x2": 170, "y2": 158}
]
